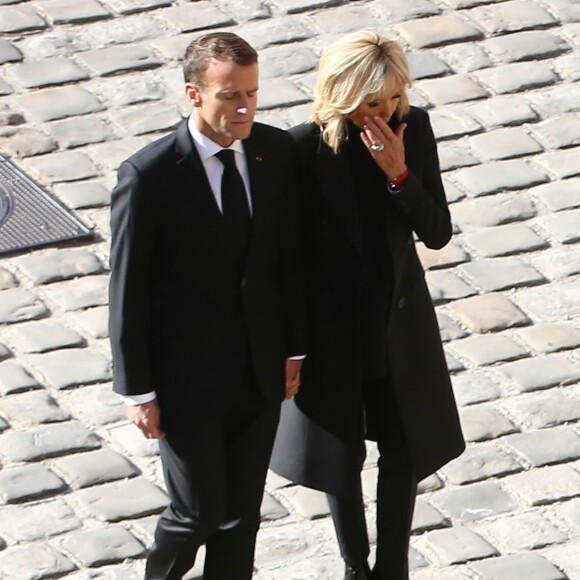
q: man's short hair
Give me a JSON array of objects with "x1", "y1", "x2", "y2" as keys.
[{"x1": 183, "y1": 32, "x2": 258, "y2": 87}]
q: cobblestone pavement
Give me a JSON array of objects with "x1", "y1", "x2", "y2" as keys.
[{"x1": 0, "y1": 0, "x2": 580, "y2": 578}]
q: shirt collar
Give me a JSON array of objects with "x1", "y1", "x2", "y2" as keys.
[{"x1": 187, "y1": 115, "x2": 245, "y2": 161}]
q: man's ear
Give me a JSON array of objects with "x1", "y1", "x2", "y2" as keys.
[{"x1": 185, "y1": 83, "x2": 202, "y2": 107}]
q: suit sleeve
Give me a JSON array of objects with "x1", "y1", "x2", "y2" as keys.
[
  {"x1": 109, "y1": 161, "x2": 156, "y2": 396},
  {"x1": 388, "y1": 110, "x2": 452, "y2": 249}
]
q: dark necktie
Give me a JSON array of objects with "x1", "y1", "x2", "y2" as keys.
[{"x1": 215, "y1": 149, "x2": 251, "y2": 267}]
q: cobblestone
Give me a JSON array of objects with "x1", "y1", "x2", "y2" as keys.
[
  {"x1": 0, "y1": 288, "x2": 48, "y2": 324},
  {"x1": 0, "y1": 543, "x2": 76, "y2": 579},
  {"x1": 500, "y1": 391, "x2": 580, "y2": 429},
  {"x1": 42, "y1": 275, "x2": 109, "y2": 311},
  {"x1": 461, "y1": 223, "x2": 548, "y2": 257},
  {"x1": 395, "y1": 15, "x2": 482, "y2": 49},
  {"x1": 424, "y1": 526, "x2": 498, "y2": 564},
  {"x1": 0, "y1": 463, "x2": 66, "y2": 504},
  {"x1": 515, "y1": 323, "x2": 580, "y2": 353},
  {"x1": 0, "y1": 4, "x2": 47, "y2": 33},
  {"x1": 472, "y1": 552, "x2": 566, "y2": 579},
  {"x1": 157, "y1": 2, "x2": 233, "y2": 32},
  {"x1": 447, "y1": 334, "x2": 528, "y2": 366},
  {"x1": 415, "y1": 75, "x2": 488, "y2": 105},
  {"x1": 537, "y1": 208, "x2": 580, "y2": 244},
  {"x1": 459, "y1": 404, "x2": 519, "y2": 442},
  {"x1": 468, "y1": 127, "x2": 543, "y2": 160},
  {"x1": 0, "y1": 361, "x2": 41, "y2": 395},
  {"x1": 0, "y1": 390, "x2": 70, "y2": 427},
  {"x1": 0, "y1": 126, "x2": 57, "y2": 157},
  {"x1": 531, "y1": 179, "x2": 580, "y2": 213},
  {"x1": 482, "y1": 30, "x2": 570, "y2": 63},
  {"x1": 451, "y1": 372, "x2": 501, "y2": 407},
  {"x1": 78, "y1": 45, "x2": 163, "y2": 76},
  {"x1": 8, "y1": 58, "x2": 89, "y2": 89}
]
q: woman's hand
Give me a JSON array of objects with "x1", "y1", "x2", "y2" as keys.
[{"x1": 360, "y1": 115, "x2": 408, "y2": 180}]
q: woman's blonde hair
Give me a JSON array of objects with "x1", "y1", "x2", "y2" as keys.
[{"x1": 310, "y1": 31, "x2": 412, "y2": 152}]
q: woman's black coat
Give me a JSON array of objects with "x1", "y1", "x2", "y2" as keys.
[{"x1": 270, "y1": 107, "x2": 465, "y2": 497}]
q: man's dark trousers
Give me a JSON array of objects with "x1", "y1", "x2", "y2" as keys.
[{"x1": 145, "y1": 378, "x2": 280, "y2": 580}]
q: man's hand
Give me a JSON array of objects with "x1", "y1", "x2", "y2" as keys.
[
  {"x1": 126, "y1": 400, "x2": 166, "y2": 439},
  {"x1": 285, "y1": 358, "x2": 303, "y2": 400}
]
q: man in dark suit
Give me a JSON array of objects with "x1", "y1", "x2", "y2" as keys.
[{"x1": 108, "y1": 32, "x2": 306, "y2": 580}]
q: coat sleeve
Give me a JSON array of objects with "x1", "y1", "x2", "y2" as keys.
[
  {"x1": 388, "y1": 109, "x2": 452, "y2": 250},
  {"x1": 108, "y1": 161, "x2": 156, "y2": 396}
]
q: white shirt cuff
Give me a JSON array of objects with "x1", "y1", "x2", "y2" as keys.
[
  {"x1": 288, "y1": 355, "x2": 306, "y2": 360},
  {"x1": 123, "y1": 392, "x2": 157, "y2": 406}
]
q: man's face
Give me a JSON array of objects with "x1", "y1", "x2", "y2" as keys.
[{"x1": 186, "y1": 58, "x2": 259, "y2": 148}]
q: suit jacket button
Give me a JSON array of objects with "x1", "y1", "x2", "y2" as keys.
[
  {"x1": 241, "y1": 278, "x2": 247, "y2": 287},
  {"x1": 398, "y1": 297, "x2": 406, "y2": 309}
]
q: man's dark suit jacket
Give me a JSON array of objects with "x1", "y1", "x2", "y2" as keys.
[{"x1": 109, "y1": 120, "x2": 306, "y2": 428}]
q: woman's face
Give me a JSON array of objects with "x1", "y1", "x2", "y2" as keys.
[{"x1": 348, "y1": 85, "x2": 402, "y2": 129}]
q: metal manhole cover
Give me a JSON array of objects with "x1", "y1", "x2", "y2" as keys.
[{"x1": 0, "y1": 154, "x2": 93, "y2": 255}]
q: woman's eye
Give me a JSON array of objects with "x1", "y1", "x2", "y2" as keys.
[{"x1": 367, "y1": 101, "x2": 381, "y2": 108}]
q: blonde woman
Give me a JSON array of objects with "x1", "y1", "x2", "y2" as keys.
[{"x1": 270, "y1": 31, "x2": 464, "y2": 580}]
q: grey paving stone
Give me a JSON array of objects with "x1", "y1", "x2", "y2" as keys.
[
  {"x1": 42, "y1": 275, "x2": 109, "y2": 311},
  {"x1": 25, "y1": 150, "x2": 99, "y2": 182},
  {"x1": 78, "y1": 45, "x2": 163, "y2": 76},
  {"x1": 409, "y1": 546, "x2": 428, "y2": 571},
  {"x1": 62, "y1": 382, "x2": 124, "y2": 425},
  {"x1": 0, "y1": 103, "x2": 25, "y2": 126},
  {"x1": 437, "y1": 42, "x2": 492, "y2": 73},
  {"x1": 260, "y1": 44, "x2": 318, "y2": 79},
  {"x1": 431, "y1": 481, "x2": 518, "y2": 522},
  {"x1": 0, "y1": 422, "x2": 100, "y2": 462},
  {"x1": 111, "y1": 102, "x2": 182, "y2": 136},
  {"x1": 0, "y1": 390, "x2": 69, "y2": 426},
  {"x1": 8, "y1": 57, "x2": 88, "y2": 89},
  {"x1": 54, "y1": 180, "x2": 110, "y2": 209},
  {"x1": 444, "y1": 293, "x2": 529, "y2": 333},
  {"x1": 458, "y1": 257, "x2": 545, "y2": 292},
  {"x1": 554, "y1": 52, "x2": 580, "y2": 81},
  {"x1": 218, "y1": 0, "x2": 271, "y2": 21},
  {"x1": 530, "y1": 178, "x2": 580, "y2": 212},
  {"x1": 0, "y1": 464, "x2": 65, "y2": 504},
  {"x1": 53, "y1": 448, "x2": 139, "y2": 488},
  {"x1": 261, "y1": 491, "x2": 289, "y2": 521},
  {"x1": 237, "y1": 17, "x2": 313, "y2": 50},
  {"x1": 258, "y1": 78, "x2": 310, "y2": 110},
  {"x1": 0, "y1": 78, "x2": 13, "y2": 95},
  {"x1": 468, "y1": 127, "x2": 543, "y2": 160},
  {"x1": 460, "y1": 404, "x2": 519, "y2": 442},
  {"x1": 510, "y1": 465, "x2": 580, "y2": 507},
  {"x1": 468, "y1": 0, "x2": 556, "y2": 34},
  {"x1": 424, "y1": 526, "x2": 498, "y2": 564},
  {"x1": 14, "y1": 249, "x2": 104, "y2": 284},
  {"x1": 48, "y1": 115, "x2": 116, "y2": 149},
  {"x1": 437, "y1": 141, "x2": 479, "y2": 171},
  {"x1": 451, "y1": 372, "x2": 501, "y2": 407},
  {"x1": 5, "y1": 320, "x2": 84, "y2": 353},
  {"x1": 503, "y1": 427, "x2": 580, "y2": 467},
  {"x1": 462, "y1": 223, "x2": 548, "y2": 258},
  {"x1": 515, "y1": 279, "x2": 580, "y2": 322},
  {"x1": 558, "y1": 498, "x2": 580, "y2": 531},
  {"x1": 0, "y1": 543, "x2": 75, "y2": 579},
  {"x1": 535, "y1": 147, "x2": 580, "y2": 179},
  {"x1": 0, "y1": 342, "x2": 10, "y2": 361},
  {"x1": 108, "y1": 423, "x2": 160, "y2": 457},
  {"x1": 60, "y1": 525, "x2": 145, "y2": 566},
  {"x1": 76, "y1": 476, "x2": 167, "y2": 521},
  {"x1": 480, "y1": 512, "x2": 567, "y2": 551},
  {"x1": 537, "y1": 209, "x2": 580, "y2": 244},
  {"x1": 531, "y1": 115, "x2": 580, "y2": 151},
  {"x1": 472, "y1": 551, "x2": 566, "y2": 579},
  {"x1": 0, "y1": 361, "x2": 41, "y2": 395},
  {"x1": 417, "y1": 241, "x2": 470, "y2": 271},
  {"x1": 542, "y1": 0, "x2": 580, "y2": 21},
  {"x1": 412, "y1": 498, "x2": 449, "y2": 533},
  {"x1": 29, "y1": 348, "x2": 112, "y2": 389},
  {"x1": 500, "y1": 391, "x2": 580, "y2": 430},
  {"x1": 515, "y1": 323, "x2": 580, "y2": 353},
  {"x1": 148, "y1": 32, "x2": 197, "y2": 61},
  {"x1": 106, "y1": 0, "x2": 172, "y2": 14},
  {"x1": 429, "y1": 106, "x2": 481, "y2": 140},
  {"x1": 427, "y1": 270, "x2": 476, "y2": 304},
  {"x1": 281, "y1": 485, "x2": 329, "y2": 519},
  {"x1": 0, "y1": 39, "x2": 22, "y2": 64},
  {"x1": 395, "y1": 15, "x2": 482, "y2": 49},
  {"x1": 361, "y1": 466, "x2": 377, "y2": 501},
  {"x1": 448, "y1": 334, "x2": 527, "y2": 366},
  {"x1": 442, "y1": 443, "x2": 523, "y2": 484},
  {"x1": 494, "y1": 354, "x2": 580, "y2": 393},
  {"x1": 65, "y1": 564, "x2": 143, "y2": 580},
  {"x1": 0, "y1": 288, "x2": 48, "y2": 324},
  {"x1": 373, "y1": 0, "x2": 441, "y2": 22},
  {"x1": 467, "y1": 95, "x2": 538, "y2": 128},
  {"x1": 96, "y1": 74, "x2": 165, "y2": 106},
  {"x1": 453, "y1": 160, "x2": 548, "y2": 197},
  {"x1": 526, "y1": 83, "x2": 580, "y2": 116},
  {"x1": 157, "y1": 2, "x2": 233, "y2": 32},
  {"x1": 311, "y1": 4, "x2": 383, "y2": 35},
  {"x1": 0, "y1": 126, "x2": 57, "y2": 157},
  {"x1": 0, "y1": 5, "x2": 47, "y2": 33},
  {"x1": 482, "y1": 30, "x2": 569, "y2": 63},
  {"x1": 274, "y1": 0, "x2": 341, "y2": 14},
  {"x1": 90, "y1": 136, "x2": 151, "y2": 169},
  {"x1": 445, "y1": 351, "x2": 464, "y2": 373},
  {"x1": 415, "y1": 74, "x2": 488, "y2": 105},
  {"x1": 18, "y1": 29, "x2": 92, "y2": 58},
  {"x1": 17, "y1": 85, "x2": 103, "y2": 121},
  {"x1": 0, "y1": 267, "x2": 18, "y2": 291},
  {"x1": 266, "y1": 555, "x2": 343, "y2": 579},
  {"x1": 0, "y1": 498, "x2": 81, "y2": 540},
  {"x1": 73, "y1": 306, "x2": 109, "y2": 339},
  {"x1": 546, "y1": 540, "x2": 580, "y2": 580},
  {"x1": 37, "y1": 0, "x2": 111, "y2": 23},
  {"x1": 411, "y1": 570, "x2": 472, "y2": 580},
  {"x1": 418, "y1": 473, "x2": 444, "y2": 494},
  {"x1": 85, "y1": 13, "x2": 164, "y2": 45},
  {"x1": 255, "y1": 521, "x2": 320, "y2": 566}
]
